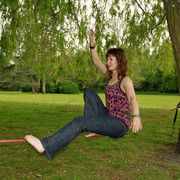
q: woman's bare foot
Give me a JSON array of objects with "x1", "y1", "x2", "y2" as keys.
[
  {"x1": 85, "y1": 133, "x2": 101, "y2": 138},
  {"x1": 24, "y1": 135, "x2": 45, "y2": 153}
]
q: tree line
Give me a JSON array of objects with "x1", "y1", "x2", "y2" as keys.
[{"x1": 0, "y1": 43, "x2": 178, "y2": 93}]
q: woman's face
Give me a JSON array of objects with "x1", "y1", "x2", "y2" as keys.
[{"x1": 106, "y1": 54, "x2": 118, "y2": 71}]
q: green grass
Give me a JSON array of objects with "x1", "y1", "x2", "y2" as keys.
[{"x1": 0, "y1": 91, "x2": 180, "y2": 179}]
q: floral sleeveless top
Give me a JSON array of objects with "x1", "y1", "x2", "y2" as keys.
[{"x1": 105, "y1": 77, "x2": 131, "y2": 128}]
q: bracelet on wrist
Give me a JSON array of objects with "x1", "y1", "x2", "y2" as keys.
[
  {"x1": 132, "y1": 114, "x2": 140, "y2": 118},
  {"x1": 90, "y1": 45, "x2": 95, "y2": 49}
]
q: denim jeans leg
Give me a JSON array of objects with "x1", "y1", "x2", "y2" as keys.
[
  {"x1": 40, "y1": 115, "x2": 128, "y2": 160},
  {"x1": 40, "y1": 119, "x2": 82, "y2": 160},
  {"x1": 76, "y1": 115, "x2": 128, "y2": 138},
  {"x1": 84, "y1": 89, "x2": 107, "y2": 116}
]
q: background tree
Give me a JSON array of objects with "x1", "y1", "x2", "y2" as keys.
[{"x1": 0, "y1": 64, "x2": 39, "y2": 92}]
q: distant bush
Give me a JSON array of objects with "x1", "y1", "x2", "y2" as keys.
[
  {"x1": 46, "y1": 82, "x2": 55, "y2": 93},
  {"x1": 160, "y1": 74, "x2": 178, "y2": 93},
  {"x1": 21, "y1": 86, "x2": 32, "y2": 92},
  {"x1": 57, "y1": 80, "x2": 79, "y2": 94},
  {"x1": 138, "y1": 71, "x2": 178, "y2": 93},
  {"x1": 21, "y1": 85, "x2": 40, "y2": 93}
]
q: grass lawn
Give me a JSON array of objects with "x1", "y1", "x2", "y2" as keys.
[{"x1": 0, "y1": 91, "x2": 180, "y2": 179}]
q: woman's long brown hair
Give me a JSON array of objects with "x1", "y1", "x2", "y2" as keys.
[{"x1": 106, "y1": 48, "x2": 128, "y2": 80}]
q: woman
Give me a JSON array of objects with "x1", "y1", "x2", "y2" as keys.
[{"x1": 25, "y1": 29, "x2": 142, "y2": 160}]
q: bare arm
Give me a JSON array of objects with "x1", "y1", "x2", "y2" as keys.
[
  {"x1": 89, "y1": 29, "x2": 107, "y2": 75},
  {"x1": 121, "y1": 76, "x2": 142, "y2": 133}
]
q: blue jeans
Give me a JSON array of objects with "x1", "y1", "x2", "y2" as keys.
[{"x1": 40, "y1": 89, "x2": 128, "y2": 159}]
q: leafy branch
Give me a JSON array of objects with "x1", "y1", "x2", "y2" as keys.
[
  {"x1": 134, "y1": 0, "x2": 146, "y2": 14},
  {"x1": 150, "y1": 14, "x2": 166, "y2": 33},
  {"x1": 134, "y1": 0, "x2": 166, "y2": 33}
]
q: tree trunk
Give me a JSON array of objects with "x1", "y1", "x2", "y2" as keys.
[
  {"x1": 41, "y1": 74, "x2": 46, "y2": 94},
  {"x1": 32, "y1": 86, "x2": 35, "y2": 94},
  {"x1": 176, "y1": 129, "x2": 180, "y2": 155},
  {"x1": 163, "y1": 0, "x2": 180, "y2": 93},
  {"x1": 163, "y1": 0, "x2": 180, "y2": 154}
]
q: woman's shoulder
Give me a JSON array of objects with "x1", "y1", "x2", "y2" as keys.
[
  {"x1": 121, "y1": 76, "x2": 133, "y2": 87},
  {"x1": 121, "y1": 76, "x2": 132, "y2": 82}
]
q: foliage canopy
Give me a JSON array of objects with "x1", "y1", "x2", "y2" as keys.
[{"x1": 0, "y1": 0, "x2": 178, "y2": 93}]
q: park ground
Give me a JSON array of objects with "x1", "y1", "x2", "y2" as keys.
[{"x1": 0, "y1": 91, "x2": 180, "y2": 179}]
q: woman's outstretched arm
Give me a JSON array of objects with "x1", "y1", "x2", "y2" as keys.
[{"x1": 89, "y1": 29, "x2": 107, "y2": 76}]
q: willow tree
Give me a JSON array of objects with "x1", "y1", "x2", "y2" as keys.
[{"x1": 0, "y1": 0, "x2": 89, "y2": 93}]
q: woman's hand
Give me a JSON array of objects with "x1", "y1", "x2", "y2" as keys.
[
  {"x1": 130, "y1": 117, "x2": 143, "y2": 133},
  {"x1": 89, "y1": 29, "x2": 95, "y2": 46}
]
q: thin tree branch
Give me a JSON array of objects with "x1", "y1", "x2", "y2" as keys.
[
  {"x1": 11, "y1": 5, "x2": 20, "y2": 16},
  {"x1": 34, "y1": 0, "x2": 40, "y2": 23},
  {"x1": 51, "y1": 11, "x2": 60, "y2": 19},
  {"x1": 150, "y1": 14, "x2": 166, "y2": 33},
  {"x1": 134, "y1": 0, "x2": 146, "y2": 14},
  {"x1": 51, "y1": 1, "x2": 63, "y2": 20}
]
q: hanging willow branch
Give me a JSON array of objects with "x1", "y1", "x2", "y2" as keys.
[
  {"x1": 34, "y1": 0, "x2": 40, "y2": 23},
  {"x1": 68, "y1": 0, "x2": 80, "y2": 28}
]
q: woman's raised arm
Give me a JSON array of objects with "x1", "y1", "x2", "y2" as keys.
[{"x1": 89, "y1": 29, "x2": 107, "y2": 76}]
